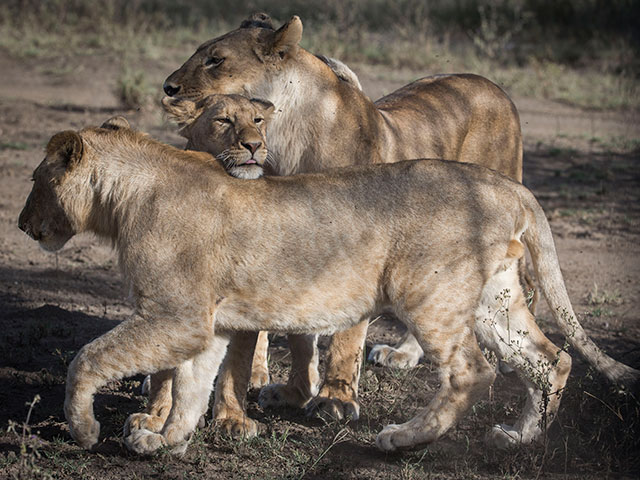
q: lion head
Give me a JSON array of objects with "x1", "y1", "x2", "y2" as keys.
[
  {"x1": 162, "y1": 14, "x2": 303, "y2": 101},
  {"x1": 162, "y1": 14, "x2": 362, "y2": 102},
  {"x1": 163, "y1": 94, "x2": 274, "y2": 179},
  {"x1": 18, "y1": 129, "x2": 91, "y2": 251},
  {"x1": 18, "y1": 117, "x2": 132, "y2": 251}
]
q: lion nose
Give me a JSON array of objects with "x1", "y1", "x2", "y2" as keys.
[
  {"x1": 163, "y1": 83, "x2": 181, "y2": 97},
  {"x1": 18, "y1": 217, "x2": 40, "y2": 240},
  {"x1": 241, "y1": 142, "x2": 261, "y2": 154}
]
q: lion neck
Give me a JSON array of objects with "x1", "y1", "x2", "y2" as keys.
[
  {"x1": 246, "y1": 51, "x2": 357, "y2": 175},
  {"x1": 82, "y1": 133, "x2": 226, "y2": 245}
]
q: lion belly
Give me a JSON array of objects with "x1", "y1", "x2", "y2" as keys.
[{"x1": 214, "y1": 281, "x2": 383, "y2": 335}]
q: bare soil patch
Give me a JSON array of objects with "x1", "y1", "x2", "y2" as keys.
[{"x1": 0, "y1": 50, "x2": 639, "y2": 479}]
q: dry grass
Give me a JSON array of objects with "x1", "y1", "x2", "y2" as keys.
[
  {"x1": 2, "y1": 348, "x2": 637, "y2": 479},
  {"x1": 0, "y1": 1, "x2": 638, "y2": 111}
]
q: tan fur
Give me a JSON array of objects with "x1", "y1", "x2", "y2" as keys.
[
  {"x1": 18, "y1": 122, "x2": 639, "y2": 454},
  {"x1": 160, "y1": 13, "x2": 531, "y2": 432},
  {"x1": 163, "y1": 16, "x2": 523, "y2": 179},
  {"x1": 506, "y1": 239, "x2": 525, "y2": 259},
  {"x1": 163, "y1": 94, "x2": 274, "y2": 180}
]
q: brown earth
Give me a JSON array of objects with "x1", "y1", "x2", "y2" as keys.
[{"x1": 0, "y1": 50, "x2": 639, "y2": 479}]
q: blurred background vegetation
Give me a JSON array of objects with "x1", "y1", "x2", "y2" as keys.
[{"x1": 0, "y1": 0, "x2": 638, "y2": 109}]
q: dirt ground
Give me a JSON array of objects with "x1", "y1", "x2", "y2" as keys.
[{"x1": 0, "y1": 49, "x2": 639, "y2": 479}]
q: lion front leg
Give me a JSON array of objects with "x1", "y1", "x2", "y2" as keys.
[
  {"x1": 304, "y1": 322, "x2": 367, "y2": 421},
  {"x1": 124, "y1": 369, "x2": 174, "y2": 436},
  {"x1": 249, "y1": 331, "x2": 270, "y2": 389},
  {"x1": 212, "y1": 331, "x2": 261, "y2": 438},
  {"x1": 259, "y1": 334, "x2": 319, "y2": 410},
  {"x1": 64, "y1": 313, "x2": 217, "y2": 451},
  {"x1": 125, "y1": 334, "x2": 230, "y2": 455}
]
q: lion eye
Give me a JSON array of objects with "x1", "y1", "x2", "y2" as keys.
[
  {"x1": 215, "y1": 117, "x2": 232, "y2": 125},
  {"x1": 204, "y1": 56, "x2": 224, "y2": 67},
  {"x1": 254, "y1": 117, "x2": 263, "y2": 124}
]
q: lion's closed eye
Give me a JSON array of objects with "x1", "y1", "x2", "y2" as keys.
[{"x1": 204, "y1": 56, "x2": 224, "y2": 68}]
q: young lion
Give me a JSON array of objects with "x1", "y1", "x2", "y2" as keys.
[
  {"x1": 164, "y1": 93, "x2": 274, "y2": 180},
  {"x1": 19, "y1": 119, "x2": 639, "y2": 454}
]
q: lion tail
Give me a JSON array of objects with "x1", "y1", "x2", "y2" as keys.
[{"x1": 521, "y1": 191, "x2": 640, "y2": 390}]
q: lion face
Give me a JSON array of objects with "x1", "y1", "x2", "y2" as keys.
[
  {"x1": 162, "y1": 15, "x2": 303, "y2": 101},
  {"x1": 163, "y1": 94, "x2": 274, "y2": 180},
  {"x1": 18, "y1": 117, "x2": 132, "y2": 251},
  {"x1": 18, "y1": 131, "x2": 83, "y2": 252}
]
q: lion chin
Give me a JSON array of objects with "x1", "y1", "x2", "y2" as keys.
[
  {"x1": 39, "y1": 236, "x2": 71, "y2": 252},
  {"x1": 227, "y1": 164, "x2": 264, "y2": 180}
]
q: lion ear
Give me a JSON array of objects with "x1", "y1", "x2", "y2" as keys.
[
  {"x1": 240, "y1": 12, "x2": 274, "y2": 30},
  {"x1": 46, "y1": 131, "x2": 83, "y2": 169},
  {"x1": 162, "y1": 97, "x2": 202, "y2": 132},
  {"x1": 101, "y1": 116, "x2": 130, "y2": 130},
  {"x1": 270, "y1": 16, "x2": 303, "y2": 58},
  {"x1": 250, "y1": 98, "x2": 275, "y2": 120}
]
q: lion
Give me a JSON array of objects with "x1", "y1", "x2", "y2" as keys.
[
  {"x1": 156, "y1": 13, "x2": 533, "y2": 436},
  {"x1": 18, "y1": 119, "x2": 639, "y2": 455},
  {"x1": 163, "y1": 94, "x2": 274, "y2": 180}
]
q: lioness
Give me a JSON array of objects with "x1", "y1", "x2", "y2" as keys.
[
  {"x1": 159, "y1": 13, "x2": 530, "y2": 433},
  {"x1": 19, "y1": 119, "x2": 639, "y2": 454}
]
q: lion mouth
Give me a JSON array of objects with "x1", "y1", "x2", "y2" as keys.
[{"x1": 242, "y1": 159, "x2": 257, "y2": 165}]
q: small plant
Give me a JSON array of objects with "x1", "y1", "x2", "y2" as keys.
[
  {"x1": 6, "y1": 395, "x2": 53, "y2": 480},
  {"x1": 297, "y1": 426, "x2": 349, "y2": 479},
  {"x1": 482, "y1": 290, "x2": 572, "y2": 450},
  {"x1": 116, "y1": 66, "x2": 151, "y2": 110},
  {"x1": 587, "y1": 283, "x2": 622, "y2": 306},
  {"x1": 0, "y1": 141, "x2": 29, "y2": 151},
  {"x1": 468, "y1": 3, "x2": 530, "y2": 62},
  {"x1": 53, "y1": 348, "x2": 75, "y2": 368}
]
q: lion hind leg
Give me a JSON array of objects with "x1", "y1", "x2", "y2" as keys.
[
  {"x1": 518, "y1": 256, "x2": 539, "y2": 315},
  {"x1": 475, "y1": 264, "x2": 571, "y2": 448},
  {"x1": 376, "y1": 297, "x2": 496, "y2": 451}
]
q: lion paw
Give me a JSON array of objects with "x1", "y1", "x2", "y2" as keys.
[
  {"x1": 197, "y1": 414, "x2": 206, "y2": 429},
  {"x1": 376, "y1": 424, "x2": 408, "y2": 452},
  {"x1": 216, "y1": 416, "x2": 261, "y2": 439},
  {"x1": 258, "y1": 383, "x2": 311, "y2": 409},
  {"x1": 486, "y1": 424, "x2": 521, "y2": 449},
  {"x1": 368, "y1": 344, "x2": 421, "y2": 369},
  {"x1": 124, "y1": 413, "x2": 165, "y2": 436},
  {"x1": 68, "y1": 417, "x2": 100, "y2": 450},
  {"x1": 305, "y1": 396, "x2": 360, "y2": 421},
  {"x1": 249, "y1": 369, "x2": 270, "y2": 390},
  {"x1": 124, "y1": 428, "x2": 167, "y2": 455}
]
